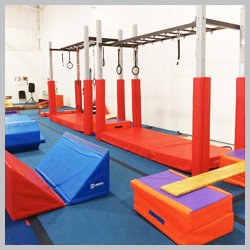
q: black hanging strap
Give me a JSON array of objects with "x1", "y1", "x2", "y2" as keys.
[
  {"x1": 176, "y1": 31, "x2": 180, "y2": 66},
  {"x1": 62, "y1": 53, "x2": 64, "y2": 66},
  {"x1": 132, "y1": 48, "x2": 140, "y2": 75},
  {"x1": 116, "y1": 48, "x2": 122, "y2": 75},
  {"x1": 102, "y1": 47, "x2": 105, "y2": 67},
  {"x1": 67, "y1": 49, "x2": 73, "y2": 69}
]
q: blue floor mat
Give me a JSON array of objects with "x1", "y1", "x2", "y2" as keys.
[
  {"x1": 7, "y1": 109, "x2": 245, "y2": 245},
  {"x1": 5, "y1": 211, "x2": 40, "y2": 245}
]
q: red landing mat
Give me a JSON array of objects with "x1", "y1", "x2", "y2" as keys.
[
  {"x1": 51, "y1": 113, "x2": 131, "y2": 133},
  {"x1": 5, "y1": 150, "x2": 66, "y2": 221},
  {"x1": 101, "y1": 128, "x2": 231, "y2": 173}
]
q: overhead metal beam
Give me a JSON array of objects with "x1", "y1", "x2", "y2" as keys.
[
  {"x1": 115, "y1": 22, "x2": 195, "y2": 45},
  {"x1": 49, "y1": 18, "x2": 240, "y2": 52},
  {"x1": 206, "y1": 18, "x2": 240, "y2": 30}
]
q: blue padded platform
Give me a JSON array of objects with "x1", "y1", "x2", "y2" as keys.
[
  {"x1": 36, "y1": 132, "x2": 109, "y2": 205},
  {"x1": 5, "y1": 115, "x2": 45, "y2": 152}
]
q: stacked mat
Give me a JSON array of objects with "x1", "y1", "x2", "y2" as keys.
[
  {"x1": 5, "y1": 114, "x2": 45, "y2": 152},
  {"x1": 219, "y1": 149, "x2": 245, "y2": 187},
  {"x1": 131, "y1": 170, "x2": 234, "y2": 245},
  {"x1": 5, "y1": 132, "x2": 110, "y2": 220}
]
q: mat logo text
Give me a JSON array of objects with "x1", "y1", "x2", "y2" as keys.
[{"x1": 90, "y1": 182, "x2": 104, "y2": 189}]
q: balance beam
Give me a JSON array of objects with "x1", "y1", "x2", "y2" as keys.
[
  {"x1": 5, "y1": 104, "x2": 47, "y2": 111},
  {"x1": 161, "y1": 161, "x2": 245, "y2": 197}
]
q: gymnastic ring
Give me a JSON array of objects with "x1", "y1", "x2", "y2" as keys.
[
  {"x1": 132, "y1": 65, "x2": 140, "y2": 75},
  {"x1": 116, "y1": 65, "x2": 122, "y2": 75},
  {"x1": 93, "y1": 78, "x2": 96, "y2": 85},
  {"x1": 67, "y1": 62, "x2": 73, "y2": 69}
]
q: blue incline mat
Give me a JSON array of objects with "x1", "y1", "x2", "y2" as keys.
[
  {"x1": 36, "y1": 132, "x2": 109, "y2": 205},
  {"x1": 5, "y1": 114, "x2": 45, "y2": 152}
]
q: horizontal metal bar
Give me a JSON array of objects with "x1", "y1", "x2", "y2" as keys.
[
  {"x1": 51, "y1": 19, "x2": 239, "y2": 51},
  {"x1": 206, "y1": 18, "x2": 240, "y2": 30},
  {"x1": 58, "y1": 37, "x2": 118, "y2": 50},
  {"x1": 50, "y1": 48, "x2": 77, "y2": 51},
  {"x1": 115, "y1": 22, "x2": 196, "y2": 44},
  {"x1": 89, "y1": 37, "x2": 118, "y2": 42},
  {"x1": 101, "y1": 43, "x2": 137, "y2": 48}
]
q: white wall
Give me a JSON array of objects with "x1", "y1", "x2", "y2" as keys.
[
  {"x1": 39, "y1": 5, "x2": 241, "y2": 144},
  {"x1": 39, "y1": 5, "x2": 95, "y2": 107},
  {"x1": 5, "y1": 50, "x2": 42, "y2": 103}
]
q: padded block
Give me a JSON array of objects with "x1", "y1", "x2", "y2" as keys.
[
  {"x1": 5, "y1": 115, "x2": 45, "y2": 152},
  {"x1": 219, "y1": 149, "x2": 245, "y2": 188},
  {"x1": 36, "y1": 132, "x2": 110, "y2": 205},
  {"x1": 5, "y1": 150, "x2": 66, "y2": 221},
  {"x1": 131, "y1": 170, "x2": 234, "y2": 245},
  {"x1": 51, "y1": 113, "x2": 131, "y2": 133}
]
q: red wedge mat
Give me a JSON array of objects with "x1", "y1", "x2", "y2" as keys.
[
  {"x1": 5, "y1": 150, "x2": 66, "y2": 221},
  {"x1": 101, "y1": 128, "x2": 231, "y2": 173}
]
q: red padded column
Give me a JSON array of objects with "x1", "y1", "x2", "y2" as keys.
[
  {"x1": 96, "y1": 79, "x2": 105, "y2": 140},
  {"x1": 75, "y1": 80, "x2": 82, "y2": 113},
  {"x1": 132, "y1": 79, "x2": 141, "y2": 128},
  {"x1": 48, "y1": 80, "x2": 57, "y2": 120},
  {"x1": 84, "y1": 80, "x2": 93, "y2": 135},
  {"x1": 192, "y1": 77, "x2": 211, "y2": 176},
  {"x1": 235, "y1": 77, "x2": 245, "y2": 150},
  {"x1": 117, "y1": 79, "x2": 125, "y2": 120}
]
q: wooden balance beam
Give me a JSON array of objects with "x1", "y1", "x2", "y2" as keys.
[
  {"x1": 161, "y1": 161, "x2": 245, "y2": 197},
  {"x1": 5, "y1": 104, "x2": 47, "y2": 111}
]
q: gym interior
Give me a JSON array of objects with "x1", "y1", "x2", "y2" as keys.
[{"x1": 5, "y1": 4, "x2": 245, "y2": 245}]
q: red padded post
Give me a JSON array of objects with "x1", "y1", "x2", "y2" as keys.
[
  {"x1": 48, "y1": 80, "x2": 57, "y2": 119},
  {"x1": 235, "y1": 77, "x2": 245, "y2": 150},
  {"x1": 192, "y1": 77, "x2": 211, "y2": 176},
  {"x1": 84, "y1": 79, "x2": 93, "y2": 135},
  {"x1": 96, "y1": 79, "x2": 105, "y2": 140},
  {"x1": 117, "y1": 79, "x2": 125, "y2": 120},
  {"x1": 132, "y1": 79, "x2": 141, "y2": 128},
  {"x1": 75, "y1": 80, "x2": 82, "y2": 113}
]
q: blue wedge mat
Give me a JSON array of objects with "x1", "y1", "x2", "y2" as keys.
[
  {"x1": 5, "y1": 115, "x2": 45, "y2": 152},
  {"x1": 36, "y1": 132, "x2": 109, "y2": 205}
]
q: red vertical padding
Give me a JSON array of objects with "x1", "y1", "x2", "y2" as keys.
[
  {"x1": 235, "y1": 77, "x2": 245, "y2": 150},
  {"x1": 132, "y1": 79, "x2": 142, "y2": 128},
  {"x1": 75, "y1": 80, "x2": 82, "y2": 113},
  {"x1": 84, "y1": 79, "x2": 93, "y2": 135},
  {"x1": 192, "y1": 77, "x2": 211, "y2": 176},
  {"x1": 117, "y1": 79, "x2": 125, "y2": 120},
  {"x1": 96, "y1": 79, "x2": 106, "y2": 140},
  {"x1": 48, "y1": 80, "x2": 57, "y2": 120}
]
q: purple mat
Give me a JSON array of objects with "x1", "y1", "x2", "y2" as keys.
[
  {"x1": 226, "y1": 149, "x2": 245, "y2": 160},
  {"x1": 105, "y1": 119, "x2": 125, "y2": 124},
  {"x1": 137, "y1": 171, "x2": 229, "y2": 213}
]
